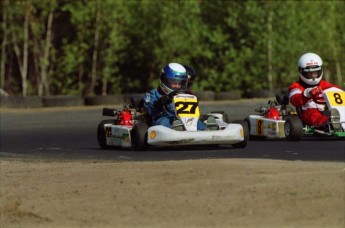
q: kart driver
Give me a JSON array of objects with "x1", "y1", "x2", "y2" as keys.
[
  {"x1": 143, "y1": 63, "x2": 213, "y2": 130},
  {"x1": 288, "y1": 52, "x2": 341, "y2": 130}
]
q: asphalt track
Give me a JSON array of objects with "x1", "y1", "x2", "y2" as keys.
[{"x1": 1, "y1": 101, "x2": 344, "y2": 162}]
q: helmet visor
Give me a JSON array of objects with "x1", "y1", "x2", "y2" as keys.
[
  {"x1": 301, "y1": 66, "x2": 323, "y2": 79},
  {"x1": 165, "y1": 78, "x2": 187, "y2": 90}
]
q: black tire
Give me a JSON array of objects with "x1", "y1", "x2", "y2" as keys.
[
  {"x1": 284, "y1": 116, "x2": 303, "y2": 141},
  {"x1": 244, "y1": 117, "x2": 266, "y2": 140},
  {"x1": 130, "y1": 122, "x2": 149, "y2": 151},
  {"x1": 244, "y1": 117, "x2": 250, "y2": 131},
  {"x1": 232, "y1": 120, "x2": 249, "y2": 148},
  {"x1": 97, "y1": 119, "x2": 116, "y2": 149}
]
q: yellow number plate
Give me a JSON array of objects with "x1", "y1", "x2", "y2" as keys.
[
  {"x1": 325, "y1": 91, "x2": 345, "y2": 107},
  {"x1": 173, "y1": 96, "x2": 200, "y2": 118}
]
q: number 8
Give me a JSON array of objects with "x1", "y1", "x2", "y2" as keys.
[{"x1": 334, "y1": 93, "x2": 343, "y2": 104}]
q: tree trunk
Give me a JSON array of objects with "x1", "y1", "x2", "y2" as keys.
[
  {"x1": 12, "y1": 45, "x2": 23, "y2": 83},
  {"x1": 33, "y1": 37, "x2": 42, "y2": 96},
  {"x1": 267, "y1": 9, "x2": 273, "y2": 93},
  {"x1": 332, "y1": 46, "x2": 343, "y2": 87},
  {"x1": 40, "y1": 6, "x2": 54, "y2": 96},
  {"x1": 78, "y1": 64, "x2": 84, "y2": 96},
  {"x1": 102, "y1": 78, "x2": 107, "y2": 96},
  {"x1": 22, "y1": 2, "x2": 29, "y2": 97},
  {"x1": 10, "y1": 2, "x2": 29, "y2": 97},
  {"x1": 1, "y1": 0, "x2": 8, "y2": 90},
  {"x1": 89, "y1": 0, "x2": 101, "y2": 96},
  {"x1": 335, "y1": 61, "x2": 342, "y2": 87}
]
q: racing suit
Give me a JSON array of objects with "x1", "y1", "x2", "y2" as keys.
[
  {"x1": 288, "y1": 80, "x2": 339, "y2": 127},
  {"x1": 143, "y1": 87, "x2": 206, "y2": 130}
]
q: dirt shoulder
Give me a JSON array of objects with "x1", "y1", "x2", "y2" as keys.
[{"x1": 1, "y1": 159, "x2": 344, "y2": 228}]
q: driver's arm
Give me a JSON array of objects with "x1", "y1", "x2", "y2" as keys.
[
  {"x1": 289, "y1": 84, "x2": 310, "y2": 107},
  {"x1": 154, "y1": 94, "x2": 172, "y2": 108},
  {"x1": 143, "y1": 91, "x2": 164, "y2": 118}
]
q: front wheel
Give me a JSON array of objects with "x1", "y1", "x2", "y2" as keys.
[
  {"x1": 232, "y1": 120, "x2": 249, "y2": 148},
  {"x1": 211, "y1": 111, "x2": 229, "y2": 123},
  {"x1": 284, "y1": 116, "x2": 303, "y2": 141}
]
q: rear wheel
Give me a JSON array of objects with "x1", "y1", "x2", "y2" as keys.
[
  {"x1": 131, "y1": 122, "x2": 149, "y2": 151},
  {"x1": 284, "y1": 116, "x2": 303, "y2": 141},
  {"x1": 232, "y1": 120, "x2": 249, "y2": 148},
  {"x1": 97, "y1": 119, "x2": 116, "y2": 149}
]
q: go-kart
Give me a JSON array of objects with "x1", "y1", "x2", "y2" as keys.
[
  {"x1": 245, "y1": 87, "x2": 345, "y2": 141},
  {"x1": 97, "y1": 89, "x2": 249, "y2": 150}
]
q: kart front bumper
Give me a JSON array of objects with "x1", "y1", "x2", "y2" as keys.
[{"x1": 147, "y1": 124, "x2": 244, "y2": 146}]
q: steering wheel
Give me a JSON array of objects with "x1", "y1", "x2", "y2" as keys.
[
  {"x1": 313, "y1": 95, "x2": 326, "y2": 105},
  {"x1": 168, "y1": 89, "x2": 194, "y2": 98}
]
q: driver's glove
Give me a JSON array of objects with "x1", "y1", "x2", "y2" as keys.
[
  {"x1": 154, "y1": 94, "x2": 172, "y2": 108},
  {"x1": 303, "y1": 86, "x2": 323, "y2": 99}
]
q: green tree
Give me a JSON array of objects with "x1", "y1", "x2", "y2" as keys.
[
  {"x1": 2, "y1": 0, "x2": 344, "y2": 96},
  {"x1": 58, "y1": 1, "x2": 96, "y2": 96}
]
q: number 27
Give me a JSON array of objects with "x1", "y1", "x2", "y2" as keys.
[{"x1": 175, "y1": 102, "x2": 198, "y2": 114}]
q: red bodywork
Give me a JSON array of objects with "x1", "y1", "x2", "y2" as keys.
[
  {"x1": 119, "y1": 110, "x2": 133, "y2": 126},
  {"x1": 265, "y1": 107, "x2": 280, "y2": 120}
]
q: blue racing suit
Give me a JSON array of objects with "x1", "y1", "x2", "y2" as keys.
[{"x1": 143, "y1": 88, "x2": 206, "y2": 130}]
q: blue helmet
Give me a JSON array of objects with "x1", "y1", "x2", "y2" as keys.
[{"x1": 160, "y1": 63, "x2": 188, "y2": 94}]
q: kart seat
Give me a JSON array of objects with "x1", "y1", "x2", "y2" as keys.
[
  {"x1": 275, "y1": 94, "x2": 289, "y2": 106},
  {"x1": 130, "y1": 96, "x2": 144, "y2": 110},
  {"x1": 130, "y1": 96, "x2": 152, "y2": 126}
]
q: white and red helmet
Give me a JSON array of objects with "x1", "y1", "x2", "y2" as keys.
[{"x1": 298, "y1": 53, "x2": 323, "y2": 86}]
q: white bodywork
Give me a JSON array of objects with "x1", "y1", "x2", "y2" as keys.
[
  {"x1": 147, "y1": 123, "x2": 244, "y2": 146},
  {"x1": 145, "y1": 93, "x2": 244, "y2": 146},
  {"x1": 247, "y1": 115, "x2": 285, "y2": 138},
  {"x1": 102, "y1": 93, "x2": 245, "y2": 148},
  {"x1": 103, "y1": 121, "x2": 244, "y2": 148},
  {"x1": 323, "y1": 87, "x2": 345, "y2": 130},
  {"x1": 104, "y1": 124, "x2": 133, "y2": 148}
]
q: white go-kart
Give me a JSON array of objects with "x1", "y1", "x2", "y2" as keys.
[
  {"x1": 245, "y1": 87, "x2": 345, "y2": 140},
  {"x1": 97, "y1": 89, "x2": 249, "y2": 150}
]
